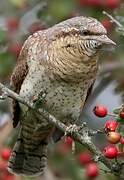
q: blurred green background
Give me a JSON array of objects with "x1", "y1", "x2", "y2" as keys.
[{"x1": 0, "y1": 0, "x2": 124, "y2": 180}]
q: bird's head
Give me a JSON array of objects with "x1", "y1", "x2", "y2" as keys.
[
  {"x1": 47, "y1": 16, "x2": 116, "y2": 81},
  {"x1": 76, "y1": 16, "x2": 115, "y2": 51},
  {"x1": 50, "y1": 16, "x2": 116, "y2": 59}
]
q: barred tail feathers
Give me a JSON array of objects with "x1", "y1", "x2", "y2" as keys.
[{"x1": 8, "y1": 122, "x2": 53, "y2": 176}]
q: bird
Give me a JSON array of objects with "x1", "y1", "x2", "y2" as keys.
[{"x1": 8, "y1": 16, "x2": 115, "y2": 177}]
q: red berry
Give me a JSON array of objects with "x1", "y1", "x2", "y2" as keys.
[
  {"x1": 120, "y1": 137, "x2": 124, "y2": 145},
  {"x1": 107, "y1": 132, "x2": 121, "y2": 144},
  {"x1": 118, "y1": 152, "x2": 124, "y2": 157},
  {"x1": 85, "y1": 163, "x2": 99, "y2": 178},
  {"x1": 79, "y1": 0, "x2": 101, "y2": 7},
  {"x1": 119, "y1": 111, "x2": 124, "y2": 119},
  {"x1": 77, "y1": 152, "x2": 91, "y2": 166},
  {"x1": 4, "y1": 174, "x2": 14, "y2": 180},
  {"x1": 78, "y1": 0, "x2": 87, "y2": 6},
  {"x1": 57, "y1": 142, "x2": 70, "y2": 155},
  {"x1": 103, "y1": 0, "x2": 120, "y2": 9},
  {"x1": 6, "y1": 17, "x2": 19, "y2": 32},
  {"x1": 28, "y1": 22, "x2": 43, "y2": 34},
  {"x1": 104, "y1": 120, "x2": 118, "y2": 133},
  {"x1": 103, "y1": 145, "x2": 118, "y2": 159},
  {"x1": 0, "y1": 161, "x2": 7, "y2": 170},
  {"x1": 8, "y1": 42, "x2": 22, "y2": 57},
  {"x1": 93, "y1": 105, "x2": 107, "y2": 117},
  {"x1": 1, "y1": 148, "x2": 11, "y2": 161},
  {"x1": 65, "y1": 136, "x2": 73, "y2": 146},
  {"x1": 101, "y1": 18, "x2": 112, "y2": 31}
]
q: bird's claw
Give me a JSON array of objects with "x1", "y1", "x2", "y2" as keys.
[
  {"x1": 0, "y1": 92, "x2": 8, "y2": 100},
  {"x1": 78, "y1": 122, "x2": 87, "y2": 131},
  {"x1": 65, "y1": 124, "x2": 78, "y2": 136},
  {"x1": 65, "y1": 123, "x2": 87, "y2": 136}
]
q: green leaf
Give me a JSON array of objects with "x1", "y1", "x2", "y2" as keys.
[
  {"x1": 0, "y1": 30, "x2": 6, "y2": 42},
  {"x1": 0, "y1": 53, "x2": 15, "y2": 77},
  {"x1": 48, "y1": 0, "x2": 76, "y2": 21},
  {"x1": 113, "y1": 108, "x2": 121, "y2": 114},
  {"x1": 116, "y1": 117, "x2": 124, "y2": 123}
]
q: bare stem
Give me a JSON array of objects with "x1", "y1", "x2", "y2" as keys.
[
  {"x1": 107, "y1": 113, "x2": 118, "y2": 117},
  {"x1": 103, "y1": 11, "x2": 123, "y2": 28}
]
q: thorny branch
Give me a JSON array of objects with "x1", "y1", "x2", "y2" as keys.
[
  {"x1": 103, "y1": 11, "x2": 124, "y2": 36},
  {"x1": 0, "y1": 82, "x2": 123, "y2": 178},
  {"x1": 103, "y1": 11, "x2": 123, "y2": 28}
]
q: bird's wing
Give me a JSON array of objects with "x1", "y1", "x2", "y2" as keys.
[
  {"x1": 74, "y1": 81, "x2": 95, "y2": 127},
  {"x1": 84, "y1": 82, "x2": 95, "y2": 104},
  {"x1": 10, "y1": 31, "x2": 49, "y2": 127},
  {"x1": 80, "y1": 81, "x2": 95, "y2": 113},
  {"x1": 10, "y1": 40, "x2": 29, "y2": 127}
]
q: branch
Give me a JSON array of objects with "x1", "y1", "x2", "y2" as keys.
[
  {"x1": 0, "y1": 82, "x2": 122, "y2": 177},
  {"x1": 103, "y1": 11, "x2": 124, "y2": 37},
  {"x1": 103, "y1": 11, "x2": 123, "y2": 28}
]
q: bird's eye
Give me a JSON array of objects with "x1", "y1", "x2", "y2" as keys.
[
  {"x1": 81, "y1": 30, "x2": 90, "y2": 36},
  {"x1": 94, "y1": 42, "x2": 98, "y2": 46}
]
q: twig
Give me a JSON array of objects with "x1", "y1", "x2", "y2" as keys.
[
  {"x1": 103, "y1": 11, "x2": 123, "y2": 28},
  {"x1": 0, "y1": 82, "x2": 122, "y2": 177}
]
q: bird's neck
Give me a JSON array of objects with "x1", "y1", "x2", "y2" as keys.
[{"x1": 47, "y1": 39, "x2": 99, "y2": 82}]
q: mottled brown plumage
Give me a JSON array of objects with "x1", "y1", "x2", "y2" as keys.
[{"x1": 8, "y1": 16, "x2": 115, "y2": 176}]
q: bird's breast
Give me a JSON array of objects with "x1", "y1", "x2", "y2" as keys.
[
  {"x1": 19, "y1": 63, "x2": 95, "y2": 124},
  {"x1": 43, "y1": 81, "x2": 89, "y2": 122}
]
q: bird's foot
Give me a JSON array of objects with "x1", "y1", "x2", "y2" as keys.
[
  {"x1": 78, "y1": 122, "x2": 87, "y2": 131},
  {"x1": 64, "y1": 125, "x2": 77, "y2": 154},
  {"x1": 72, "y1": 140, "x2": 76, "y2": 155},
  {"x1": 0, "y1": 92, "x2": 8, "y2": 100},
  {"x1": 65, "y1": 123, "x2": 87, "y2": 154},
  {"x1": 65, "y1": 124, "x2": 78, "y2": 136},
  {"x1": 65, "y1": 123, "x2": 87, "y2": 136}
]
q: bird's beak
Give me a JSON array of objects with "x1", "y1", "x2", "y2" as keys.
[{"x1": 95, "y1": 35, "x2": 116, "y2": 46}]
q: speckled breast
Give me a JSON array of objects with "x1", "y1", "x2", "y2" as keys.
[{"x1": 19, "y1": 62, "x2": 94, "y2": 124}]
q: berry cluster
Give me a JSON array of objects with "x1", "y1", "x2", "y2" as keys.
[
  {"x1": 64, "y1": 137, "x2": 99, "y2": 179},
  {"x1": 5, "y1": 17, "x2": 44, "y2": 58},
  {"x1": 94, "y1": 105, "x2": 124, "y2": 159},
  {"x1": 8, "y1": 43, "x2": 22, "y2": 57},
  {"x1": 101, "y1": 18, "x2": 112, "y2": 31},
  {"x1": 77, "y1": 152, "x2": 99, "y2": 178},
  {"x1": 0, "y1": 148, "x2": 14, "y2": 180},
  {"x1": 63, "y1": 105, "x2": 124, "y2": 179},
  {"x1": 5, "y1": 17, "x2": 22, "y2": 58},
  {"x1": 28, "y1": 22, "x2": 43, "y2": 34},
  {"x1": 6, "y1": 17, "x2": 20, "y2": 33},
  {"x1": 79, "y1": 0, "x2": 120, "y2": 9}
]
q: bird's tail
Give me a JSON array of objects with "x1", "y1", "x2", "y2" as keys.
[{"x1": 8, "y1": 123, "x2": 53, "y2": 177}]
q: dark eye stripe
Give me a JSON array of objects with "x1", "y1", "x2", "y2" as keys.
[{"x1": 80, "y1": 30, "x2": 106, "y2": 36}]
